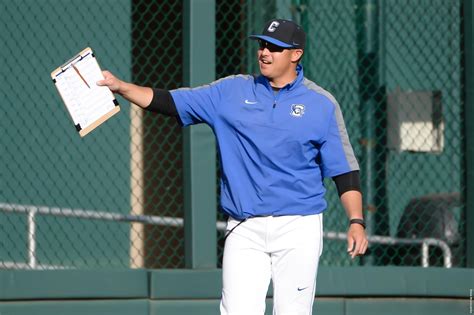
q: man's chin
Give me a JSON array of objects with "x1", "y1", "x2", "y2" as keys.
[{"x1": 259, "y1": 67, "x2": 272, "y2": 78}]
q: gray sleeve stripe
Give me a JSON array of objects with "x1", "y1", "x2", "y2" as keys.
[
  {"x1": 303, "y1": 78, "x2": 360, "y2": 171},
  {"x1": 171, "y1": 74, "x2": 253, "y2": 92}
]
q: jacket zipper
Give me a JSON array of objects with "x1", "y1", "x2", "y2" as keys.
[{"x1": 271, "y1": 89, "x2": 282, "y2": 123}]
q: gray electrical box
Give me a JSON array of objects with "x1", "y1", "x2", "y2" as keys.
[{"x1": 387, "y1": 88, "x2": 444, "y2": 153}]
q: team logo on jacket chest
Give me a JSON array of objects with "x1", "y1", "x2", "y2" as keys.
[{"x1": 290, "y1": 104, "x2": 305, "y2": 117}]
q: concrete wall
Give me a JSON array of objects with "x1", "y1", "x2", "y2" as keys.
[{"x1": 0, "y1": 268, "x2": 471, "y2": 315}]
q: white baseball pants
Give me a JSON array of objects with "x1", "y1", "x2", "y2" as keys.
[{"x1": 220, "y1": 213, "x2": 323, "y2": 315}]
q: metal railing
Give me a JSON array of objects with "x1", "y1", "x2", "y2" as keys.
[
  {"x1": 324, "y1": 231, "x2": 453, "y2": 268},
  {"x1": 0, "y1": 203, "x2": 452, "y2": 269}
]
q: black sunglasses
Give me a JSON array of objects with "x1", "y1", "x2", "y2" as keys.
[{"x1": 258, "y1": 40, "x2": 287, "y2": 53}]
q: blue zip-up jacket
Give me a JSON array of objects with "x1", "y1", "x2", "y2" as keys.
[{"x1": 171, "y1": 65, "x2": 359, "y2": 220}]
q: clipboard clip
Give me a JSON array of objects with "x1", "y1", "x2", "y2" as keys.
[
  {"x1": 61, "y1": 52, "x2": 92, "y2": 89},
  {"x1": 60, "y1": 51, "x2": 91, "y2": 72}
]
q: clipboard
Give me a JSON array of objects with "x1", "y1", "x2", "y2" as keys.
[{"x1": 51, "y1": 47, "x2": 120, "y2": 137}]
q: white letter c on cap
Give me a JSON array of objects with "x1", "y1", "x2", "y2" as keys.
[{"x1": 267, "y1": 21, "x2": 279, "y2": 32}]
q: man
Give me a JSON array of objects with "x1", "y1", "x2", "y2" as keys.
[{"x1": 98, "y1": 18, "x2": 368, "y2": 315}]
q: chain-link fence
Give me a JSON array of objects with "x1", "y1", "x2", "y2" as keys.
[
  {"x1": 0, "y1": 0, "x2": 467, "y2": 270},
  {"x1": 131, "y1": 0, "x2": 185, "y2": 268}
]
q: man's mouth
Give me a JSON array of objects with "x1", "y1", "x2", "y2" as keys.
[{"x1": 260, "y1": 59, "x2": 272, "y2": 65}]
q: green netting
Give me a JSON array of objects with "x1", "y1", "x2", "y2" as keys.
[
  {"x1": 0, "y1": 0, "x2": 467, "y2": 270},
  {"x1": 0, "y1": 0, "x2": 184, "y2": 269},
  {"x1": 131, "y1": 0, "x2": 184, "y2": 268}
]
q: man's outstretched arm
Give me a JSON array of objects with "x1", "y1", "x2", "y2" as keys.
[{"x1": 97, "y1": 71, "x2": 153, "y2": 109}]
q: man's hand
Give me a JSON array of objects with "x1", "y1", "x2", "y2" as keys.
[
  {"x1": 338, "y1": 190, "x2": 368, "y2": 259},
  {"x1": 347, "y1": 223, "x2": 368, "y2": 259},
  {"x1": 96, "y1": 71, "x2": 153, "y2": 108},
  {"x1": 97, "y1": 71, "x2": 123, "y2": 94}
]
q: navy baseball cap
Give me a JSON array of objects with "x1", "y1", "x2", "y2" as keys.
[{"x1": 249, "y1": 19, "x2": 306, "y2": 49}]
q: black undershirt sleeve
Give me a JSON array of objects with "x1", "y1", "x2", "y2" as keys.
[
  {"x1": 332, "y1": 170, "x2": 361, "y2": 197},
  {"x1": 145, "y1": 88, "x2": 178, "y2": 116}
]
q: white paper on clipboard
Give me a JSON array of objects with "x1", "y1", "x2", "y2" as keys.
[{"x1": 51, "y1": 47, "x2": 120, "y2": 137}]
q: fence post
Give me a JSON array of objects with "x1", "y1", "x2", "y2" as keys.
[
  {"x1": 182, "y1": 0, "x2": 217, "y2": 269},
  {"x1": 464, "y1": 0, "x2": 474, "y2": 268},
  {"x1": 28, "y1": 208, "x2": 37, "y2": 269},
  {"x1": 357, "y1": 0, "x2": 380, "y2": 265}
]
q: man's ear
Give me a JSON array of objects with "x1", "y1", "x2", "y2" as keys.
[{"x1": 291, "y1": 49, "x2": 304, "y2": 63}]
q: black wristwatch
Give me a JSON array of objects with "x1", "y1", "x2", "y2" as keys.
[{"x1": 349, "y1": 218, "x2": 366, "y2": 229}]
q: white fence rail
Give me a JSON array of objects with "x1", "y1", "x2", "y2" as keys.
[{"x1": 0, "y1": 203, "x2": 452, "y2": 269}]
